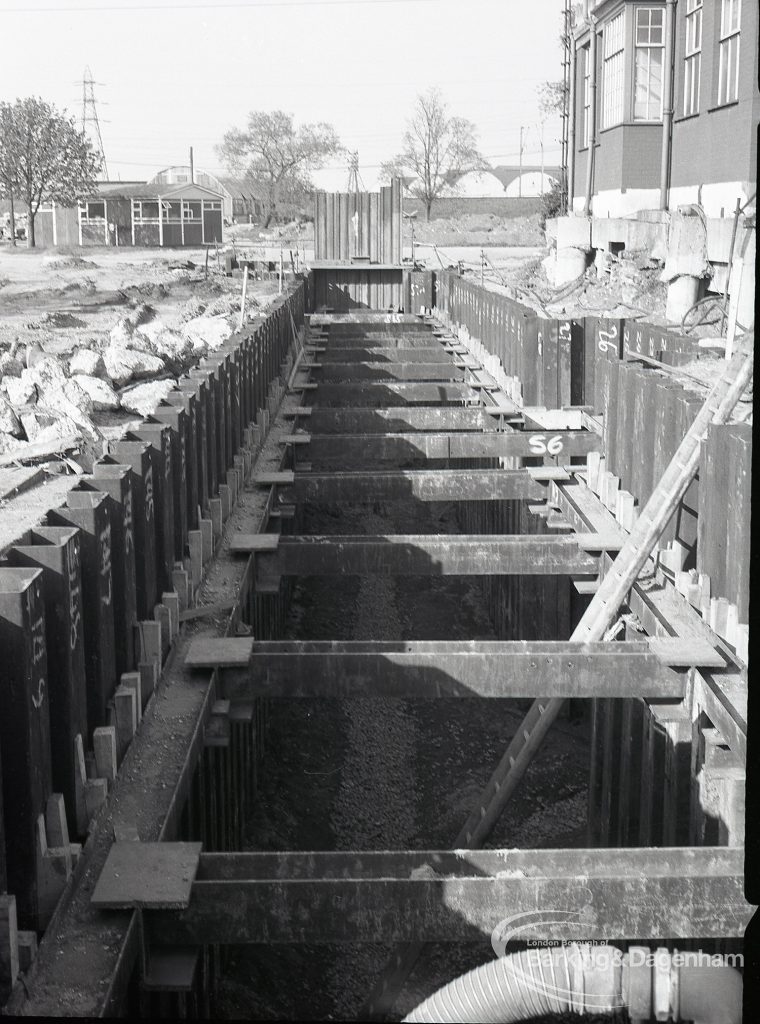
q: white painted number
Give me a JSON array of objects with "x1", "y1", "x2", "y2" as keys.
[{"x1": 528, "y1": 434, "x2": 564, "y2": 456}]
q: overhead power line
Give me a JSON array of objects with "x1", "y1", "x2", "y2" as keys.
[{"x1": 6, "y1": 0, "x2": 442, "y2": 11}]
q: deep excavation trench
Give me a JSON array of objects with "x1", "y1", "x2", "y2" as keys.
[{"x1": 216, "y1": 352, "x2": 605, "y2": 1021}]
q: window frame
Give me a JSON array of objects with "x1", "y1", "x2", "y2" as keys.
[
  {"x1": 81, "y1": 200, "x2": 106, "y2": 221},
  {"x1": 633, "y1": 6, "x2": 665, "y2": 122},
  {"x1": 717, "y1": 0, "x2": 741, "y2": 106},
  {"x1": 683, "y1": 0, "x2": 702, "y2": 116},
  {"x1": 581, "y1": 43, "x2": 591, "y2": 147},
  {"x1": 602, "y1": 10, "x2": 626, "y2": 129}
]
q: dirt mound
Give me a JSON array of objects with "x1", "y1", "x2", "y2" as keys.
[
  {"x1": 40, "y1": 311, "x2": 88, "y2": 329},
  {"x1": 42, "y1": 254, "x2": 96, "y2": 269}
]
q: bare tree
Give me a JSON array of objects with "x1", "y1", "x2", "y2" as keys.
[
  {"x1": 0, "y1": 97, "x2": 101, "y2": 248},
  {"x1": 217, "y1": 111, "x2": 341, "y2": 227},
  {"x1": 381, "y1": 89, "x2": 486, "y2": 220},
  {"x1": 536, "y1": 81, "x2": 566, "y2": 117}
]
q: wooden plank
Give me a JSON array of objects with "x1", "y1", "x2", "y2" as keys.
[
  {"x1": 647, "y1": 636, "x2": 726, "y2": 668},
  {"x1": 184, "y1": 638, "x2": 254, "y2": 668},
  {"x1": 91, "y1": 842, "x2": 202, "y2": 910},
  {"x1": 252, "y1": 471, "x2": 295, "y2": 486},
  {"x1": 228, "y1": 533, "x2": 280, "y2": 553},
  {"x1": 0, "y1": 433, "x2": 82, "y2": 468},
  {"x1": 724, "y1": 423, "x2": 751, "y2": 619}
]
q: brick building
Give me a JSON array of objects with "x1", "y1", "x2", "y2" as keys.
[{"x1": 570, "y1": 0, "x2": 759, "y2": 216}]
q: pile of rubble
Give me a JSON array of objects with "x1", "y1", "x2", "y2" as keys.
[{"x1": 0, "y1": 294, "x2": 246, "y2": 464}]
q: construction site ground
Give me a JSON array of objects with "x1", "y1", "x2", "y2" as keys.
[{"x1": 0, "y1": 246, "x2": 282, "y2": 542}]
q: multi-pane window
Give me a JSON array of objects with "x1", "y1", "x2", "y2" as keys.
[
  {"x1": 683, "y1": 0, "x2": 702, "y2": 115},
  {"x1": 634, "y1": 7, "x2": 664, "y2": 120},
  {"x1": 133, "y1": 201, "x2": 159, "y2": 222},
  {"x1": 602, "y1": 12, "x2": 625, "y2": 128},
  {"x1": 718, "y1": 0, "x2": 740, "y2": 105},
  {"x1": 582, "y1": 44, "x2": 591, "y2": 146},
  {"x1": 182, "y1": 201, "x2": 202, "y2": 220},
  {"x1": 81, "y1": 201, "x2": 105, "y2": 221}
]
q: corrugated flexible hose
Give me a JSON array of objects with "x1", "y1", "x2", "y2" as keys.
[{"x1": 402, "y1": 943, "x2": 743, "y2": 1024}]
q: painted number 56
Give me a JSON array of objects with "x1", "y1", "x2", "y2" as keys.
[{"x1": 528, "y1": 434, "x2": 564, "y2": 456}]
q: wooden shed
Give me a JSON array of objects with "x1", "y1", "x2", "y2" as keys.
[{"x1": 35, "y1": 180, "x2": 225, "y2": 248}]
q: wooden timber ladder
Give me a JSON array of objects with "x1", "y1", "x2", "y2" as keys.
[{"x1": 364, "y1": 335, "x2": 754, "y2": 1019}]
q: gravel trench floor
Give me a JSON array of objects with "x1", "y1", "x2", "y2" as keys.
[{"x1": 217, "y1": 490, "x2": 613, "y2": 1021}]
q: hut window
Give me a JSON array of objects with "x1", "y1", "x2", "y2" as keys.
[
  {"x1": 83, "y1": 201, "x2": 105, "y2": 220},
  {"x1": 182, "y1": 201, "x2": 202, "y2": 220},
  {"x1": 163, "y1": 201, "x2": 182, "y2": 221},
  {"x1": 133, "y1": 201, "x2": 159, "y2": 221}
]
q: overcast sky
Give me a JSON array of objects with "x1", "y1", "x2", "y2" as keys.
[{"x1": 0, "y1": 0, "x2": 565, "y2": 189}]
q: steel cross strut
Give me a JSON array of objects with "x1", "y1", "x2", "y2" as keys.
[{"x1": 363, "y1": 337, "x2": 755, "y2": 1020}]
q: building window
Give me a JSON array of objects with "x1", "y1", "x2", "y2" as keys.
[
  {"x1": 718, "y1": 0, "x2": 740, "y2": 105},
  {"x1": 582, "y1": 44, "x2": 591, "y2": 146},
  {"x1": 81, "y1": 200, "x2": 105, "y2": 220},
  {"x1": 683, "y1": 0, "x2": 702, "y2": 115},
  {"x1": 634, "y1": 7, "x2": 664, "y2": 120},
  {"x1": 163, "y1": 201, "x2": 182, "y2": 221},
  {"x1": 174, "y1": 174, "x2": 189, "y2": 183},
  {"x1": 133, "y1": 201, "x2": 159, "y2": 222},
  {"x1": 182, "y1": 201, "x2": 202, "y2": 220},
  {"x1": 602, "y1": 11, "x2": 625, "y2": 128}
]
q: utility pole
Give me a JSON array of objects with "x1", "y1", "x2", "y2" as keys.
[
  {"x1": 538, "y1": 121, "x2": 545, "y2": 194},
  {"x1": 518, "y1": 126, "x2": 527, "y2": 197},
  {"x1": 79, "y1": 66, "x2": 108, "y2": 179}
]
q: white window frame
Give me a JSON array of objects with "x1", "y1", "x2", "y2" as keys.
[
  {"x1": 582, "y1": 44, "x2": 591, "y2": 146},
  {"x1": 81, "y1": 200, "x2": 106, "y2": 221},
  {"x1": 182, "y1": 201, "x2": 201, "y2": 220},
  {"x1": 718, "y1": 0, "x2": 740, "y2": 106},
  {"x1": 633, "y1": 6, "x2": 665, "y2": 121},
  {"x1": 602, "y1": 11, "x2": 625, "y2": 129},
  {"x1": 683, "y1": 0, "x2": 702, "y2": 115}
]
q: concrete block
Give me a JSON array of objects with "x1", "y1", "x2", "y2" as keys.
[{"x1": 556, "y1": 215, "x2": 592, "y2": 250}]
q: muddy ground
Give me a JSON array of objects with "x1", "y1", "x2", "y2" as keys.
[{"x1": 217, "y1": 471, "x2": 604, "y2": 1020}]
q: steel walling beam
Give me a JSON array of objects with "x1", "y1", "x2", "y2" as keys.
[
  {"x1": 306, "y1": 382, "x2": 479, "y2": 405},
  {"x1": 144, "y1": 846, "x2": 749, "y2": 946},
  {"x1": 302, "y1": 406, "x2": 512, "y2": 433},
  {"x1": 308, "y1": 362, "x2": 468, "y2": 382},
  {"x1": 240, "y1": 535, "x2": 602, "y2": 580},
  {"x1": 289, "y1": 469, "x2": 548, "y2": 503},
  {"x1": 218, "y1": 639, "x2": 686, "y2": 700},
  {"x1": 287, "y1": 431, "x2": 601, "y2": 461}
]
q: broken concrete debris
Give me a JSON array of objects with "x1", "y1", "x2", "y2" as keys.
[{"x1": 119, "y1": 380, "x2": 177, "y2": 417}]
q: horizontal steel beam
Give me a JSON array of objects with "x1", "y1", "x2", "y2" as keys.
[
  {"x1": 290, "y1": 469, "x2": 547, "y2": 503},
  {"x1": 145, "y1": 846, "x2": 750, "y2": 945},
  {"x1": 316, "y1": 347, "x2": 455, "y2": 363},
  {"x1": 309, "y1": 382, "x2": 480, "y2": 406},
  {"x1": 219, "y1": 640, "x2": 685, "y2": 699},
  {"x1": 304, "y1": 407, "x2": 511, "y2": 433},
  {"x1": 309, "y1": 362, "x2": 467, "y2": 382},
  {"x1": 293, "y1": 431, "x2": 601, "y2": 462},
  {"x1": 251, "y1": 535, "x2": 600, "y2": 580}
]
